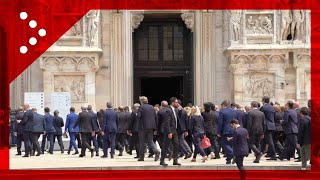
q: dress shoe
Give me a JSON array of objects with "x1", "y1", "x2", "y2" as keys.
[
  {"x1": 79, "y1": 154, "x2": 85, "y2": 157},
  {"x1": 118, "y1": 153, "x2": 123, "y2": 156},
  {"x1": 226, "y1": 160, "x2": 231, "y2": 164},
  {"x1": 173, "y1": 160, "x2": 181, "y2": 166},
  {"x1": 254, "y1": 153, "x2": 262, "y2": 163},
  {"x1": 36, "y1": 153, "x2": 41, "y2": 156},
  {"x1": 91, "y1": 149, "x2": 94, "y2": 158},
  {"x1": 295, "y1": 159, "x2": 302, "y2": 162},
  {"x1": 184, "y1": 153, "x2": 190, "y2": 159},
  {"x1": 22, "y1": 154, "x2": 30, "y2": 157},
  {"x1": 232, "y1": 157, "x2": 236, "y2": 164},
  {"x1": 154, "y1": 152, "x2": 160, "y2": 162},
  {"x1": 214, "y1": 156, "x2": 221, "y2": 159},
  {"x1": 96, "y1": 152, "x2": 99, "y2": 157},
  {"x1": 266, "y1": 156, "x2": 277, "y2": 160},
  {"x1": 148, "y1": 153, "x2": 154, "y2": 158},
  {"x1": 61, "y1": 150, "x2": 64, "y2": 154},
  {"x1": 49, "y1": 152, "x2": 53, "y2": 155},
  {"x1": 179, "y1": 153, "x2": 184, "y2": 158},
  {"x1": 191, "y1": 158, "x2": 196, "y2": 162},
  {"x1": 101, "y1": 155, "x2": 108, "y2": 158},
  {"x1": 265, "y1": 154, "x2": 271, "y2": 158},
  {"x1": 134, "y1": 156, "x2": 139, "y2": 159},
  {"x1": 15, "y1": 153, "x2": 21, "y2": 156},
  {"x1": 127, "y1": 150, "x2": 132, "y2": 155},
  {"x1": 72, "y1": 152, "x2": 79, "y2": 155},
  {"x1": 137, "y1": 159, "x2": 144, "y2": 161},
  {"x1": 160, "y1": 161, "x2": 168, "y2": 166},
  {"x1": 168, "y1": 152, "x2": 173, "y2": 161}
]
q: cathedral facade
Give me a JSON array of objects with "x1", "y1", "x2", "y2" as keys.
[{"x1": 10, "y1": 10, "x2": 311, "y2": 111}]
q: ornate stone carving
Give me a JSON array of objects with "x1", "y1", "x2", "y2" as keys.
[
  {"x1": 64, "y1": 17, "x2": 82, "y2": 36},
  {"x1": 181, "y1": 13, "x2": 194, "y2": 32},
  {"x1": 246, "y1": 14, "x2": 273, "y2": 34},
  {"x1": 86, "y1": 10, "x2": 100, "y2": 46},
  {"x1": 131, "y1": 13, "x2": 144, "y2": 32},
  {"x1": 228, "y1": 10, "x2": 242, "y2": 41},
  {"x1": 245, "y1": 73, "x2": 274, "y2": 98},
  {"x1": 54, "y1": 75, "x2": 85, "y2": 102},
  {"x1": 280, "y1": 10, "x2": 292, "y2": 40},
  {"x1": 297, "y1": 54, "x2": 310, "y2": 66},
  {"x1": 40, "y1": 56, "x2": 99, "y2": 71},
  {"x1": 291, "y1": 10, "x2": 305, "y2": 41}
]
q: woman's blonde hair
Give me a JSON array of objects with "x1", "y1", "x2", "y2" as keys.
[{"x1": 192, "y1": 106, "x2": 201, "y2": 116}]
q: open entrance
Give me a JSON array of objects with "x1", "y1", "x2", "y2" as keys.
[
  {"x1": 140, "y1": 76, "x2": 182, "y2": 106},
  {"x1": 133, "y1": 13, "x2": 193, "y2": 106}
]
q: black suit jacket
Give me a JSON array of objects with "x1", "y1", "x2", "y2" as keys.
[
  {"x1": 15, "y1": 112, "x2": 24, "y2": 135},
  {"x1": 298, "y1": 115, "x2": 311, "y2": 146},
  {"x1": 260, "y1": 103, "x2": 276, "y2": 131},
  {"x1": 247, "y1": 109, "x2": 265, "y2": 137},
  {"x1": 88, "y1": 111, "x2": 99, "y2": 133},
  {"x1": 232, "y1": 127, "x2": 249, "y2": 156},
  {"x1": 32, "y1": 112, "x2": 46, "y2": 133},
  {"x1": 283, "y1": 109, "x2": 298, "y2": 134},
  {"x1": 201, "y1": 111, "x2": 214, "y2": 134},
  {"x1": 177, "y1": 108, "x2": 187, "y2": 132},
  {"x1": 21, "y1": 110, "x2": 34, "y2": 132},
  {"x1": 163, "y1": 107, "x2": 178, "y2": 135},
  {"x1": 157, "y1": 108, "x2": 167, "y2": 134},
  {"x1": 137, "y1": 104, "x2": 157, "y2": 130},
  {"x1": 117, "y1": 111, "x2": 130, "y2": 133},
  {"x1": 74, "y1": 111, "x2": 94, "y2": 133},
  {"x1": 53, "y1": 116, "x2": 64, "y2": 135}
]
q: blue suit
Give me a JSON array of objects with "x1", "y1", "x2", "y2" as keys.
[
  {"x1": 102, "y1": 109, "x2": 118, "y2": 157},
  {"x1": 218, "y1": 107, "x2": 238, "y2": 162},
  {"x1": 65, "y1": 112, "x2": 79, "y2": 154},
  {"x1": 260, "y1": 103, "x2": 277, "y2": 157},
  {"x1": 232, "y1": 126, "x2": 249, "y2": 171},
  {"x1": 41, "y1": 113, "x2": 55, "y2": 154}
]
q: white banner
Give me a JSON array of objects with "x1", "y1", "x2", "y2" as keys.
[
  {"x1": 24, "y1": 92, "x2": 44, "y2": 115},
  {"x1": 50, "y1": 92, "x2": 71, "y2": 129}
]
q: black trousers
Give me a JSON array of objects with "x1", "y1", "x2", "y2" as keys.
[
  {"x1": 23, "y1": 131, "x2": 33, "y2": 155},
  {"x1": 206, "y1": 133, "x2": 220, "y2": 157},
  {"x1": 116, "y1": 133, "x2": 127, "y2": 152},
  {"x1": 281, "y1": 133, "x2": 297, "y2": 160},
  {"x1": 80, "y1": 132, "x2": 93, "y2": 155},
  {"x1": 76, "y1": 133, "x2": 82, "y2": 148},
  {"x1": 138, "y1": 129, "x2": 159, "y2": 160},
  {"x1": 265, "y1": 130, "x2": 276, "y2": 157},
  {"x1": 235, "y1": 155, "x2": 245, "y2": 170},
  {"x1": 132, "y1": 132, "x2": 140, "y2": 156},
  {"x1": 160, "y1": 132, "x2": 179, "y2": 162},
  {"x1": 32, "y1": 132, "x2": 42, "y2": 154},
  {"x1": 53, "y1": 135, "x2": 64, "y2": 151},
  {"x1": 16, "y1": 134, "x2": 23, "y2": 154},
  {"x1": 249, "y1": 133, "x2": 262, "y2": 156}
]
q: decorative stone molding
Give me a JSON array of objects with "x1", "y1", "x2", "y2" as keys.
[
  {"x1": 181, "y1": 13, "x2": 195, "y2": 32},
  {"x1": 40, "y1": 56, "x2": 99, "y2": 72},
  {"x1": 131, "y1": 13, "x2": 144, "y2": 32},
  {"x1": 54, "y1": 75, "x2": 86, "y2": 102}
]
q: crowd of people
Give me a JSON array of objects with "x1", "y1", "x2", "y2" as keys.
[{"x1": 9, "y1": 96, "x2": 311, "y2": 173}]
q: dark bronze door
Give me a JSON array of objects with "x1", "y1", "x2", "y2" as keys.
[{"x1": 133, "y1": 14, "x2": 193, "y2": 106}]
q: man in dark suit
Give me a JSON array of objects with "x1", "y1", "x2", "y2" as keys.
[
  {"x1": 31, "y1": 108, "x2": 45, "y2": 156},
  {"x1": 41, "y1": 107, "x2": 56, "y2": 154},
  {"x1": 53, "y1": 110, "x2": 64, "y2": 153},
  {"x1": 65, "y1": 107, "x2": 79, "y2": 155},
  {"x1": 294, "y1": 101, "x2": 301, "y2": 162},
  {"x1": 14, "y1": 107, "x2": 24, "y2": 155},
  {"x1": 128, "y1": 103, "x2": 140, "y2": 158},
  {"x1": 177, "y1": 100, "x2": 192, "y2": 158},
  {"x1": 73, "y1": 106, "x2": 95, "y2": 158},
  {"x1": 236, "y1": 104, "x2": 245, "y2": 127},
  {"x1": 136, "y1": 96, "x2": 160, "y2": 162},
  {"x1": 247, "y1": 101, "x2": 265, "y2": 163},
  {"x1": 160, "y1": 97, "x2": 182, "y2": 166},
  {"x1": 218, "y1": 100, "x2": 238, "y2": 164},
  {"x1": 279, "y1": 100, "x2": 299, "y2": 161},
  {"x1": 260, "y1": 96, "x2": 277, "y2": 160},
  {"x1": 88, "y1": 105, "x2": 100, "y2": 157},
  {"x1": 228, "y1": 119, "x2": 248, "y2": 180},
  {"x1": 21, "y1": 103, "x2": 34, "y2": 157},
  {"x1": 297, "y1": 107, "x2": 311, "y2": 170},
  {"x1": 101, "y1": 102, "x2": 118, "y2": 158},
  {"x1": 116, "y1": 106, "x2": 130, "y2": 156}
]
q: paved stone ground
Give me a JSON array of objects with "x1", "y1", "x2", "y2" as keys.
[{"x1": 9, "y1": 147, "x2": 310, "y2": 170}]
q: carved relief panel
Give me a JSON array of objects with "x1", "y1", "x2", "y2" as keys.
[
  {"x1": 54, "y1": 75, "x2": 86, "y2": 102},
  {"x1": 244, "y1": 72, "x2": 275, "y2": 100}
]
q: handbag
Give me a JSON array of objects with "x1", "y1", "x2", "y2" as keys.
[{"x1": 201, "y1": 136, "x2": 211, "y2": 149}]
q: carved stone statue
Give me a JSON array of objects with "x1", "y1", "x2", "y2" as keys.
[
  {"x1": 229, "y1": 10, "x2": 242, "y2": 41},
  {"x1": 246, "y1": 75, "x2": 273, "y2": 98},
  {"x1": 291, "y1": 10, "x2": 305, "y2": 41},
  {"x1": 247, "y1": 16, "x2": 255, "y2": 30},
  {"x1": 65, "y1": 18, "x2": 82, "y2": 36},
  {"x1": 86, "y1": 10, "x2": 99, "y2": 46},
  {"x1": 280, "y1": 10, "x2": 292, "y2": 40}
]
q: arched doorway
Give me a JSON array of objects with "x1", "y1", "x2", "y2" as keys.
[{"x1": 133, "y1": 13, "x2": 193, "y2": 106}]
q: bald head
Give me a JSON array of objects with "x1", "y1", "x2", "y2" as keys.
[
  {"x1": 294, "y1": 102, "x2": 300, "y2": 109},
  {"x1": 23, "y1": 103, "x2": 30, "y2": 111},
  {"x1": 161, "y1": 101, "x2": 168, "y2": 107}
]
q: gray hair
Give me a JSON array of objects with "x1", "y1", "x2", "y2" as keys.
[
  {"x1": 107, "y1": 102, "x2": 113, "y2": 109},
  {"x1": 161, "y1": 101, "x2": 168, "y2": 107}
]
